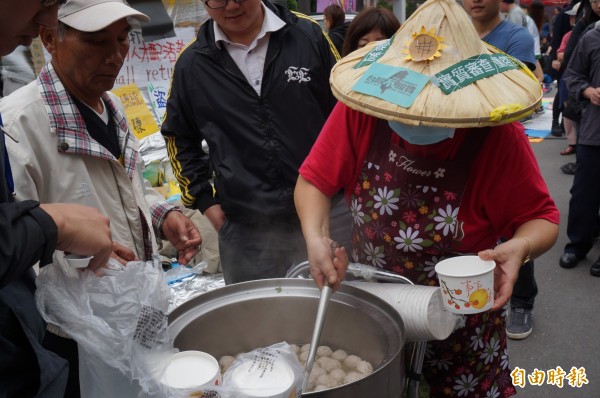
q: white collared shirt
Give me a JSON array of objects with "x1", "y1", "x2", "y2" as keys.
[{"x1": 213, "y1": 3, "x2": 286, "y2": 95}]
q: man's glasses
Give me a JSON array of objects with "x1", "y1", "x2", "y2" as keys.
[
  {"x1": 591, "y1": 0, "x2": 600, "y2": 5},
  {"x1": 204, "y1": 0, "x2": 246, "y2": 9},
  {"x1": 41, "y1": 0, "x2": 67, "y2": 8}
]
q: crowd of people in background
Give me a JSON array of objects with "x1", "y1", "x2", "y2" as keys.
[
  {"x1": 323, "y1": 4, "x2": 400, "y2": 56},
  {"x1": 480, "y1": 0, "x2": 600, "y2": 282},
  {"x1": 555, "y1": 0, "x2": 600, "y2": 278},
  {"x1": 527, "y1": 0, "x2": 600, "y2": 284}
]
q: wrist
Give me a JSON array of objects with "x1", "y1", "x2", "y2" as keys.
[
  {"x1": 30, "y1": 205, "x2": 59, "y2": 265},
  {"x1": 39, "y1": 203, "x2": 65, "y2": 238},
  {"x1": 519, "y1": 237, "x2": 532, "y2": 265},
  {"x1": 306, "y1": 233, "x2": 328, "y2": 244}
]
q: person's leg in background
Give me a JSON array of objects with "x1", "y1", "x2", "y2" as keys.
[
  {"x1": 561, "y1": 120, "x2": 579, "y2": 175},
  {"x1": 551, "y1": 83, "x2": 565, "y2": 137},
  {"x1": 42, "y1": 332, "x2": 80, "y2": 398},
  {"x1": 560, "y1": 145, "x2": 600, "y2": 272},
  {"x1": 560, "y1": 117, "x2": 576, "y2": 155},
  {"x1": 560, "y1": 96, "x2": 581, "y2": 174},
  {"x1": 219, "y1": 216, "x2": 307, "y2": 284},
  {"x1": 507, "y1": 260, "x2": 538, "y2": 340},
  {"x1": 533, "y1": 60, "x2": 546, "y2": 114}
]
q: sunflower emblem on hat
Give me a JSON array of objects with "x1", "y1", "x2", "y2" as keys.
[
  {"x1": 329, "y1": 0, "x2": 542, "y2": 128},
  {"x1": 404, "y1": 26, "x2": 445, "y2": 62}
]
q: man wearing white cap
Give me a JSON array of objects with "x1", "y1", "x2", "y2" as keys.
[
  {"x1": 0, "y1": 0, "x2": 115, "y2": 396},
  {"x1": 0, "y1": 0, "x2": 202, "y2": 396}
]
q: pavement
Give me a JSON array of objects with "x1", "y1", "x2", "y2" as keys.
[{"x1": 506, "y1": 89, "x2": 600, "y2": 397}]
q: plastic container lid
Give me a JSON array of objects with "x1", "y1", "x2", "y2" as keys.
[
  {"x1": 163, "y1": 351, "x2": 220, "y2": 389},
  {"x1": 64, "y1": 254, "x2": 92, "y2": 268},
  {"x1": 228, "y1": 358, "x2": 295, "y2": 397}
]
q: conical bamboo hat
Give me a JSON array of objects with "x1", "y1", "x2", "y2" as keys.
[{"x1": 330, "y1": 0, "x2": 542, "y2": 127}]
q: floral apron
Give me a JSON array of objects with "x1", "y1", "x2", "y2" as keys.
[{"x1": 350, "y1": 122, "x2": 515, "y2": 398}]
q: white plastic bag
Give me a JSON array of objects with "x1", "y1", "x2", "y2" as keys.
[
  {"x1": 223, "y1": 341, "x2": 304, "y2": 398},
  {"x1": 35, "y1": 254, "x2": 173, "y2": 395}
]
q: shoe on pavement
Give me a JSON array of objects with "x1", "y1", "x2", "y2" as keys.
[
  {"x1": 559, "y1": 252, "x2": 584, "y2": 268},
  {"x1": 561, "y1": 162, "x2": 576, "y2": 175},
  {"x1": 591, "y1": 258, "x2": 600, "y2": 277},
  {"x1": 506, "y1": 308, "x2": 533, "y2": 340},
  {"x1": 550, "y1": 120, "x2": 564, "y2": 137},
  {"x1": 560, "y1": 145, "x2": 576, "y2": 155}
]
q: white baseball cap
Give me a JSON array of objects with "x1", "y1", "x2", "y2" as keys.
[
  {"x1": 59, "y1": 0, "x2": 150, "y2": 32},
  {"x1": 565, "y1": 3, "x2": 580, "y2": 16}
]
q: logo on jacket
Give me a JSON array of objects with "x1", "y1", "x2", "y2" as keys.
[
  {"x1": 78, "y1": 182, "x2": 93, "y2": 198},
  {"x1": 285, "y1": 66, "x2": 311, "y2": 83}
]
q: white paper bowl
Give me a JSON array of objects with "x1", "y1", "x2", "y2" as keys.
[
  {"x1": 162, "y1": 351, "x2": 221, "y2": 390},
  {"x1": 435, "y1": 255, "x2": 495, "y2": 314},
  {"x1": 64, "y1": 254, "x2": 92, "y2": 269}
]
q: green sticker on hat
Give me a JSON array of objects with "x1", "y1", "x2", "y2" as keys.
[
  {"x1": 352, "y1": 63, "x2": 429, "y2": 108},
  {"x1": 353, "y1": 39, "x2": 392, "y2": 69},
  {"x1": 432, "y1": 53, "x2": 519, "y2": 95}
]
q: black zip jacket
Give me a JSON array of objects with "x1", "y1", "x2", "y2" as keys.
[
  {"x1": 329, "y1": 22, "x2": 350, "y2": 56},
  {"x1": 161, "y1": 1, "x2": 338, "y2": 220},
  {"x1": 1, "y1": 124, "x2": 66, "y2": 396}
]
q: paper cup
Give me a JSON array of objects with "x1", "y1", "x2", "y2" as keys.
[
  {"x1": 64, "y1": 254, "x2": 92, "y2": 268},
  {"x1": 163, "y1": 351, "x2": 221, "y2": 391},
  {"x1": 343, "y1": 281, "x2": 461, "y2": 341},
  {"x1": 435, "y1": 255, "x2": 495, "y2": 314},
  {"x1": 228, "y1": 358, "x2": 296, "y2": 398}
]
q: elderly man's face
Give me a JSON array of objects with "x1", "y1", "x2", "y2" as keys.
[
  {"x1": 0, "y1": 0, "x2": 58, "y2": 55},
  {"x1": 43, "y1": 18, "x2": 130, "y2": 102}
]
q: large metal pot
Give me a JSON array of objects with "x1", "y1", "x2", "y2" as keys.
[{"x1": 168, "y1": 278, "x2": 405, "y2": 397}]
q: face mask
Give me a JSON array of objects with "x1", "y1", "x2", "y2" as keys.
[{"x1": 388, "y1": 121, "x2": 455, "y2": 145}]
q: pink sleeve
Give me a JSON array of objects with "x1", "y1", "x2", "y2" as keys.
[
  {"x1": 558, "y1": 31, "x2": 571, "y2": 54},
  {"x1": 299, "y1": 103, "x2": 377, "y2": 199}
]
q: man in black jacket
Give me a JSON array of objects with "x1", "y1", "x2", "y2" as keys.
[
  {"x1": 162, "y1": 0, "x2": 344, "y2": 283},
  {"x1": 0, "y1": 0, "x2": 113, "y2": 395},
  {"x1": 559, "y1": 21, "x2": 600, "y2": 276}
]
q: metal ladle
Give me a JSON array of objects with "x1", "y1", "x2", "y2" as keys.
[{"x1": 299, "y1": 242, "x2": 339, "y2": 396}]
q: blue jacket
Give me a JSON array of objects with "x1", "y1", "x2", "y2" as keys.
[{"x1": 0, "y1": 119, "x2": 67, "y2": 396}]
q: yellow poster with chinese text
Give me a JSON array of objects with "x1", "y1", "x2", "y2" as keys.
[{"x1": 111, "y1": 84, "x2": 159, "y2": 140}]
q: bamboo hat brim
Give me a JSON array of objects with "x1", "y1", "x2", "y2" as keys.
[{"x1": 330, "y1": 0, "x2": 542, "y2": 128}]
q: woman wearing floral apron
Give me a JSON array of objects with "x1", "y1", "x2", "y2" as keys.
[{"x1": 295, "y1": 0, "x2": 559, "y2": 396}]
